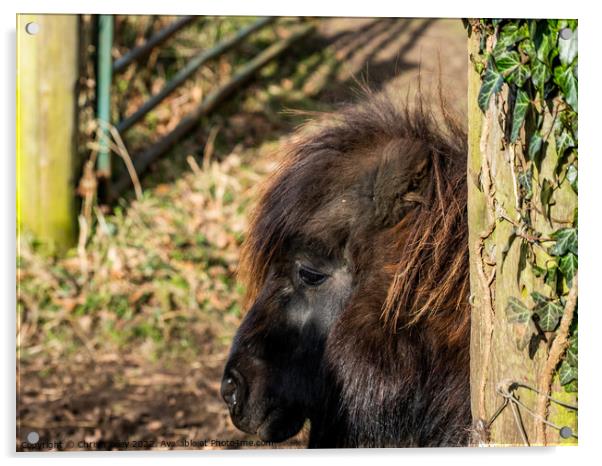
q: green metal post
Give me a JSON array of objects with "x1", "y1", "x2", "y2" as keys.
[{"x1": 97, "y1": 15, "x2": 113, "y2": 178}]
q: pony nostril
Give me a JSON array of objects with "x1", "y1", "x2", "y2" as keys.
[
  {"x1": 222, "y1": 377, "x2": 237, "y2": 406},
  {"x1": 221, "y1": 370, "x2": 245, "y2": 411}
]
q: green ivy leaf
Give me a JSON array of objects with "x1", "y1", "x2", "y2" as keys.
[
  {"x1": 518, "y1": 38, "x2": 535, "y2": 60},
  {"x1": 565, "y1": 331, "x2": 578, "y2": 367},
  {"x1": 506, "y1": 296, "x2": 532, "y2": 323},
  {"x1": 554, "y1": 64, "x2": 578, "y2": 112},
  {"x1": 531, "y1": 59, "x2": 551, "y2": 91},
  {"x1": 493, "y1": 22, "x2": 529, "y2": 59},
  {"x1": 566, "y1": 164, "x2": 578, "y2": 193},
  {"x1": 532, "y1": 291, "x2": 564, "y2": 331},
  {"x1": 559, "y1": 360, "x2": 577, "y2": 385},
  {"x1": 498, "y1": 21, "x2": 530, "y2": 47},
  {"x1": 549, "y1": 228, "x2": 578, "y2": 256},
  {"x1": 507, "y1": 296, "x2": 536, "y2": 350},
  {"x1": 559, "y1": 253, "x2": 578, "y2": 287},
  {"x1": 478, "y1": 60, "x2": 504, "y2": 111},
  {"x1": 559, "y1": 27, "x2": 578, "y2": 66},
  {"x1": 528, "y1": 132, "x2": 543, "y2": 161},
  {"x1": 510, "y1": 89, "x2": 530, "y2": 142},
  {"x1": 555, "y1": 128, "x2": 576, "y2": 156},
  {"x1": 494, "y1": 50, "x2": 521, "y2": 76},
  {"x1": 507, "y1": 64, "x2": 531, "y2": 87},
  {"x1": 530, "y1": 291, "x2": 547, "y2": 305},
  {"x1": 534, "y1": 26, "x2": 558, "y2": 66},
  {"x1": 563, "y1": 380, "x2": 578, "y2": 392}
]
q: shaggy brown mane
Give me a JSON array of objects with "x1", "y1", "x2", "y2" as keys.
[{"x1": 239, "y1": 90, "x2": 468, "y2": 342}]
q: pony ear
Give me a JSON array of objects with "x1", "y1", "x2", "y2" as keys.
[{"x1": 372, "y1": 138, "x2": 432, "y2": 227}]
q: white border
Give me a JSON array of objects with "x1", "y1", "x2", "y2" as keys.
[{"x1": 2, "y1": 1, "x2": 600, "y2": 465}]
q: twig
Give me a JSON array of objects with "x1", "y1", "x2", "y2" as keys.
[
  {"x1": 77, "y1": 160, "x2": 97, "y2": 223},
  {"x1": 65, "y1": 317, "x2": 95, "y2": 360},
  {"x1": 535, "y1": 273, "x2": 578, "y2": 445},
  {"x1": 186, "y1": 155, "x2": 202, "y2": 176},
  {"x1": 496, "y1": 207, "x2": 553, "y2": 243},
  {"x1": 202, "y1": 126, "x2": 221, "y2": 171},
  {"x1": 97, "y1": 120, "x2": 144, "y2": 201},
  {"x1": 77, "y1": 215, "x2": 89, "y2": 277},
  {"x1": 94, "y1": 206, "x2": 111, "y2": 236}
]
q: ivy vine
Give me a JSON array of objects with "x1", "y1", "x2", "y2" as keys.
[{"x1": 472, "y1": 19, "x2": 578, "y2": 393}]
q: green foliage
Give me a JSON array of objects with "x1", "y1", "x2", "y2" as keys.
[
  {"x1": 558, "y1": 360, "x2": 577, "y2": 385},
  {"x1": 554, "y1": 65, "x2": 578, "y2": 112},
  {"x1": 506, "y1": 296, "x2": 533, "y2": 324},
  {"x1": 559, "y1": 253, "x2": 577, "y2": 287},
  {"x1": 560, "y1": 327, "x2": 578, "y2": 391},
  {"x1": 478, "y1": 59, "x2": 504, "y2": 111},
  {"x1": 531, "y1": 291, "x2": 564, "y2": 331},
  {"x1": 475, "y1": 19, "x2": 578, "y2": 392},
  {"x1": 549, "y1": 227, "x2": 578, "y2": 256},
  {"x1": 565, "y1": 330, "x2": 578, "y2": 366},
  {"x1": 510, "y1": 89, "x2": 530, "y2": 142},
  {"x1": 566, "y1": 164, "x2": 578, "y2": 193},
  {"x1": 527, "y1": 131, "x2": 543, "y2": 161}
]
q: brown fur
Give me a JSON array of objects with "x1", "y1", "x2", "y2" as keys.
[
  {"x1": 232, "y1": 90, "x2": 471, "y2": 446},
  {"x1": 240, "y1": 91, "x2": 468, "y2": 342}
]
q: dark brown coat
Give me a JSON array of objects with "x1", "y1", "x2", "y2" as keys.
[{"x1": 222, "y1": 92, "x2": 471, "y2": 447}]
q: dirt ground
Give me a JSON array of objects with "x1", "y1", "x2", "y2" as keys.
[
  {"x1": 314, "y1": 17, "x2": 467, "y2": 112},
  {"x1": 17, "y1": 17, "x2": 467, "y2": 451}
]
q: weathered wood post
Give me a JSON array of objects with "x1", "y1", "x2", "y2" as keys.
[
  {"x1": 17, "y1": 14, "x2": 79, "y2": 251},
  {"x1": 466, "y1": 20, "x2": 578, "y2": 446}
]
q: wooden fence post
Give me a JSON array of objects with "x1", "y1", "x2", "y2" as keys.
[
  {"x1": 17, "y1": 14, "x2": 79, "y2": 252},
  {"x1": 467, "y1": 23, "x2": 577, "y2": 446}
]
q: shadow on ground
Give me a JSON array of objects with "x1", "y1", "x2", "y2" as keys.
[{"x1": 129, "y1": 17, "x2": 467, "y2": 192}]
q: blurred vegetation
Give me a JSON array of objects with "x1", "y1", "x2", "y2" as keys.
[
  {"x1": 18, "y1": 15, "x2": 342, "y2": 369},
  {"x1": 109, "y1": 16, "x2": 336, "y2": 188},
  {"x1": 18, "y1": 150, "x2": 270, "y2": 364}
]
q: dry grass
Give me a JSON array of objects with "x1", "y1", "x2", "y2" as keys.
[
  {"x1": 16, "y1": 143, "x2": 295, "y2": 451},
  {"x1": 18, "y1": 146, "x2": 276, "y2": 365}
]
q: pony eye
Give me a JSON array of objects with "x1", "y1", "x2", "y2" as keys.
[{"x1": 298, "y1": 266, "x2": 328, "y2": 287}]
